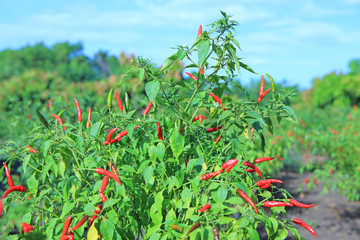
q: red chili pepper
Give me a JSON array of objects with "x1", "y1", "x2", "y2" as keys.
[
  {"x1": 214, "y1": 136, "x2": 222, "y2": 144},
  {"x1": 115, "y1": 130, "x2": 128, "y2": 140},
  {"x1": 69, "y1": 215, "x2": 89, "y2": 232},
  {"x1": 86, "y1": 108, "x2": 92, "y2": 128},
  {"x1": 21, "y1": 222, "x2": 34, "y2": 233},
  {"x1": 353, "y1": 104, "x2": 358, "y2": 111},
  {"x1": 200, "y1": 67, "x2": 204, "y2": 75},
  {"x1": 26, "y1": 146, "x2": 38, "y2": 154},
  {"x1": 96, "y1": 168, "x2": 122, "y2": 186},
  {"x1": 99, "y1": 176, "x2": 109, "y2": 193},
  {"x1": 60, "y1": 216, "x2": 73, "y2": 239},
  {"x1": 197, "y1": 25, "x2": 202, "y2": 37},
  {"x1": 198, "y1": 203, "x2": 211, "y2": 212},
  {"x1": 156, "y1": 122, "x2": 163, "y2": 140},
  {"x1": 260, "y1": 182, "x2": 271, "y2": 189},
  {"x1": 263, "y1": 201, "x2": 293, "y2": 207},
  {"x1": 289, "y1": 199, "x2": 314, "y2": 208},
  {"x1": 329, "y1": 168, "x2": 333, "y2": 174},
  {"x1": 144, "y1": 100, "x2": 152, "y2": 115},
  {"x1": 237, "y1": 188, "x2": 258, "y2": 214},
  {"x1": 74, "y1": 98, "x2": 82, "y2": 122},
  {"x1": 3, "y1": 162, "x2": 14, "y2": 187},
  {"x1": 243, "y1": 161, "x2": 263, "y2": 178},
  {"x1": 256, "y1": 179, "x2": 283, "y2": 187},
  {"x1": 329, "y1": 127, "x2": 339, "y2": 135},
  {"x1": 208, "y1": 92, "x2": 222, "y2": 104},
  {"x1": 303, "y1": 178, "x2": 309, "y2": 184},
  {"x1": 184, "y1": 156, "x2": 188, "y2": 167},
  {"x1": 185, "y1": 72, "x2": 198, "y2": 81},
  {"x1": 115, "y1": 90, "x2": 123, "y2": 111},
  {"x1": 51, "y1": 114, "x2": 66, "y2": 131},
  {"x1": 206, "y1": 125, "x2": 223, "y2": 133},
  {"x1": 99, "y1": 187, "x2": 107, "y2": 203},
  {"x1": 246, "y1": 169, "x2": 255, "y2": 173},
  {"x1": 254, "y1": 157, "x2": 274, "y2": 164},
  {"x1": 179, "y1": 125, "x2": 186, "y2": 133},
  {"x1": 292, "y1": 218, "x2": 317, "y2": 237},
  {"x1": 259, "y1": 75, "x2": 265, "y2": 95},
  {"x1": 61, "y1": 235, "x2": 74, "y2": 240},
  {"x1": 104, "y1": 128, "x2": 119, "y2": 145},
  {"x1": 212, "y1": 227, "x2": 219, "y2": 240},
  {"x1": 192, "y1": 115, "x2": 207, "y2": 123},
  {"x1": 221, "y1": 159, "x2": 238, "y2": 170},
  {"x1": 186, "y1": 222, "x2": 200, "y2": 236},
  {"x1": 89, "y1": 205, "x2": 102, "y2": 228},
  {"x1": 201, "y1": 169, "x2": 224, "y2": 180},
  {"x1": 108, "y1": 162, "x2": 120, "y2": 179},
  {"x1": 2, "y1": 185, "x2": 26, "y2": 199}
]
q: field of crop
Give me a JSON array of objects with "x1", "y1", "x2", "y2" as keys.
[{"x1": 1, "y1": 12, "x2": 360, "y2": 240}]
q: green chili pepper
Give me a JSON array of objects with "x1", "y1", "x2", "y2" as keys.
[
  {"x1": 36, "y1": 108, "x2": 49, "y2": 128},
  {"x1": 266, "y1": 73, "x2": 275, "y2": 93},
  {"x1": 107, "y1": 88, "x2": 113, "y2": 110},
  {"x1": 124, "y1": 92, "x2": 129, "y2": 112}
]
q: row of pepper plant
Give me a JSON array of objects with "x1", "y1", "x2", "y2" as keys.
[
  {"x1": 265, "y1": 102, "x2": 360, "y2": 201},
  {"x1": 0, "y1": 12, "x2": 317, "y2": 239}
]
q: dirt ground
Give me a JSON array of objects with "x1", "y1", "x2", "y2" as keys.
[{"x1": 277, "y1": 171, "x2": 360, "y2": 240}]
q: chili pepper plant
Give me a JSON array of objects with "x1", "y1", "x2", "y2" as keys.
[{"x1": 0, "y1": 12, "x2": 315, "y2": 239}]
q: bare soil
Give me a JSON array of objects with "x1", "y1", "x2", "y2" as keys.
[{"x1": 278, "y1": 171, "x2": 360, "y2": 240}]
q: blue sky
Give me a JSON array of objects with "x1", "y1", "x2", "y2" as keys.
[{"x1": 1, "y1": 0, "x2": 360, "y2": 89}]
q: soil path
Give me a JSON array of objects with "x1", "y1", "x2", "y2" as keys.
[{"x1": 278, "y1": 171, "x2": 360, "y2": 240}]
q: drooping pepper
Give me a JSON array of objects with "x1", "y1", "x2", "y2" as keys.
[
  {"x1": 99, "y1": 188, "x2": 107, "y2": 203},
  {"x1": 292, "y1": 218, "x2": 317, "y2": 237},
  {"x1": 96, "y1": 168, "x2": 122, "y2": 186},
  {"x1": 198, "y1": 203, "x2": 211, "y2": 212},
  {"x1": 2, "y1": 185, "x2": 26, "y2": 199},
  {"x1": 201, "y1": 169, "x2": 224, "y2": 180},
  {"x1": 243, "y1": 161, "x2": 263, "y2": 178},
  {"x1": 186, "y1": 222, "x2": 200, "y2": 236},
  {"x1": 156, "y1": 122, "x2": 163, "y2": 140},
  {"x1": 236, "y1": 188, "x2": 258, "y2": 214},
  {"x1": 69, "y1": 215, "x2": 89, "y2": 232},
  {"x1": 263, "y1": 201, "x2": 293, "y2": 207},
  {"x1": 144, "y1": 100, "x2": 152, "y2": 115},
  {"x1": 213, "y1": 227, "x2": 220, "y2": 240},
  {"x1": 103, "y1": 128, "x2": 119, "y2": 145},
  {"x1": 256, "y1": 179, "x2": 283, "y2": 188},
  {"x1": 254, "y1": 157, "x2": 274, "y2": 164},
  {"x1": 3, "y1": 162, "x2": 14, "y2": 187},
  {"x1": 26, "y1": 146, "x2": 38, "y2": 154},
  {"x1": 99, "y1": 176, "x2": 109, "y2": 193},
  {"x1": 51, "y1": 114, "x2": 66, "y2": 131},
  {"x1": 289, "y1": 199, "x2": 315, "y2": 208},
  {"x1": 206, "y1": 125, "x2": 223, "y2": 133},
  {"x1": 60, "y1": 216, "x2": 73, "y2": 239}
]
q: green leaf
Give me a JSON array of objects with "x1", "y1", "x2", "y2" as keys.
[
  {"x1": 239, "y1": 61, "x2": 256, "y2": 74},
  {"x1": 148, "y1": 145, "x2": 157, "y2": 161},
  {"x1": 181, "y1": 187, "x2": 192, "y2": 207},
  {"x1": 36, "y1": 108, "x2": 49, "y2": 128},
  {"x1": 100, "y1": 218, "x2": 114, "y2": 240},
  {"x1": 282, "y1": 106, "x2": 298, "y2": 123},
  {"x1": 177, "y1": 49, "x2": 187, "y2": 61},
  {"x1": 27, "y1": 174, "x2": 38, "y2": 197},
  {"x1": 60, "y1": 202, "x2": 76, "y2": 219},
  {"x1": 217, "y1": 187, "x2": 228, "y2": 203},
  {"x1": 198, "y1": 38, "x2": 210, "y2": 66},
  {"x1": 170, "y1": 124, "x2": 184, "y2": 158},
  {"x1": 41, "y1": 140, "x2": 52, "y2": 158},
  {"x1": 118, "y1": 68, "x2": 139, "y2": 85},
  {"x1": 274, "y1": 227, "x2": 288, "y2": 240},
  {"x1": 225, "y1": 43, "x2": 240, "y2": 74},
  {"x1": 160, "y1": 53, "x2": 177, "y2": 71},
  {"x1": 230, "y1": 36, "x2": 241, "y2": 50},
  {"x1": 219, "y1": 110, "x2": 232, "y2": 121},
  {"x1": 246, "y1": 227, "x2": 260, "y2": 240},
  {"x1": 58, "y1": 160, "x2": 66, "y2": 178},
  {"x1": 156, "y1": 142, "x2": 165, "y2": 161},
  {"x1": 143, "y1": 166, "x2": 154, "y2": 185},
  {"x1": 23, "y1": 154, "x2": 31, "y2": 173},
  {"x1": 104, "y1": 198, "x2": 121, "y2": 209},
  {"x1": 138, "y1": 68, "x2": 145, "y2": 83},
  {"x1": 217, "y1": 216, "x2": 234, "y2": 224},
  {"x1": 90, "y1": 122, "x2": 104, "y2": 138},
  {"x1": 145, "y1": 80, "x2": 161, "y2": 105},
  {"x1": 149, "y1": 233, "x2": 161, "y2": 240}
]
